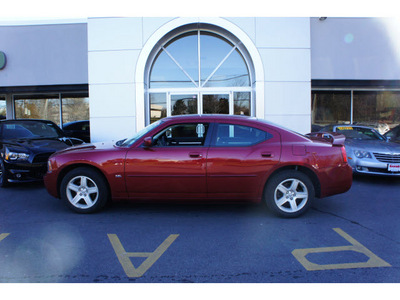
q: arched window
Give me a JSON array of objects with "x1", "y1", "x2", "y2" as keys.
[{"x1": 146, "y1": 24, "x2": 254, "y2": 123}]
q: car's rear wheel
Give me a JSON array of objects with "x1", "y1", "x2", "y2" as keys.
[
  {"x1": 264, "y1": 170, "x2": 314, "y2": 218},
  {"x1": 0, "y1": 159, "x2": 9, "y2": 188},
  {"x1": 60, "y1": 167, "x2": 109, "y2": 213}
]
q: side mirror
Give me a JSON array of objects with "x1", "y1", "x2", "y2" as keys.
[{"x1": 143, "y1": 136, "x2": 153, "y2": 147}]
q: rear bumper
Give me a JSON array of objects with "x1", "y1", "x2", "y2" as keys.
[{"x1": 318, "y1": 164, "x2": 353, "y2": 198}]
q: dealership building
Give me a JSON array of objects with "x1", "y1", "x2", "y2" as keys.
[{"x1": 1, "y1": 17, "x2": 400, "y2": 142}]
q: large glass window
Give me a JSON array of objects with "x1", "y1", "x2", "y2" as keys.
[
  {"x1": 147, "y1": 26, "x2": 253, "y2": 123},
  {"x1": 61, "y1": 93, "x2": 89, "y2": 125},
  {"x1": 311, "y1": 91, "x2": 351, "y2": 128},
  {"x1": 13, "y1": 92, "x2": 89, "y2": 127},
  {"x1": 15, "y1": 94, "x2": 60, "y2": 124},
  {"x1": 353, "y1": 91, "x2": 400, "y2": 133},
  {"x1": 312, "y1": 90, "x2": 400, "y2": 134},
  {"x1": 0, "y1": 96, "x2": 5, "y2": 119}
]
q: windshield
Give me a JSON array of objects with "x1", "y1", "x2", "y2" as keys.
[
  {"x1": 2, "y1": 121, "x2": 62, "y2": 139},
  {"x1": 120, "y1": 120, "x2": 164, "y2": 147},
  {"x1": 335, "y1": 126, "x2": 385, "y2": 141}
]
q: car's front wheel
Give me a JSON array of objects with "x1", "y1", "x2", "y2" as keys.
[
  {"x1": 60, "y1": 167, "x2": 109, "y2": 213},
  {"x1": 264, "y1": 170, "x2": 314, "y2": 218}
]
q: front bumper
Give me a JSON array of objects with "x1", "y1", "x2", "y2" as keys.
[
  {"x1": 3, "y1": 161, "x2": 47, "y2": 182},
  {"x1": 348, "y1": 158, "x2": 400, "y2": 176}
]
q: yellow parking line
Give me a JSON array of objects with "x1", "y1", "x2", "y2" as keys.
[
  {"x1": 292, "y1": 228, "x2": 391, "y2": 271},
  {"x1": 108, "y1": 234, "x2": 179, "y2": 277},
  {"x1": 0, "y1": 233, "x2": 10, "y2": 242}
]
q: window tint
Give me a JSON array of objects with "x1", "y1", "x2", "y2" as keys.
[
  {"x1": 214, "y1": 124, "x2": 271, "y2": 146},
  {"x1": 153, "y1": 123, "x2": 209, "y2": 147}
]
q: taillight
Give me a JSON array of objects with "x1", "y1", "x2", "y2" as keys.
[{"x1": 341, "y1": 146, "x2": 348, "y2": 163}]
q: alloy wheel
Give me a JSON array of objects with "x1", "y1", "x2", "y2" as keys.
[
  {"x1": 274, "y1": 178, "x2": 308, "y2": 213},
  {"x1": 66, "y1": 175, "x2": 99, "y2": 209}
]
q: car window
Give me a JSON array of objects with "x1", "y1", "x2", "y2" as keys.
[
  {"x1": 336, "y1": 126, "x2": 385, "y2": 141},
  {"x1": 153, "y1": 123, "x2": 209, "y2": 147},
  {"x1": 1, "y1": 122, "x2": 61, "y2": 139},
  {"x1": 213, "y1": 123, "x2": 272, "y2": 146}
]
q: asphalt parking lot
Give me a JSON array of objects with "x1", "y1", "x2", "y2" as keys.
[{"x1": 0, "y1": 175, "x2": 400, "y2": 283}]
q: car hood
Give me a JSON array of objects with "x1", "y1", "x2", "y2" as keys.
[
  {"x1": 345, "y1": 139, "x2": 400, "y2": 154},
  {"x1": 53, "y1": 141, "x2": 117, "y2": 155},
  {"x1": 4, "y1": 138, "x2": 71, "y2": 154}
]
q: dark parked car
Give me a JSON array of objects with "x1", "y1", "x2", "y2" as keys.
[
  {"x1": 62, "y1": 120, "x2": 90, "y2": 143},
  {"x1": 0, "y1": 119, "x2": 84, "y2": 187},
  {"x1": 44, "y1": 115, "x2": 352, "y2": 217},
  {"x1": 384, "y1": 125, "x2": 400, "y2": 143}
]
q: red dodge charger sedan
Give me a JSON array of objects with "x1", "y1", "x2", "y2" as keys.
[{"x1": 44, "y1": 115, "x2": 352, "y2": 217}]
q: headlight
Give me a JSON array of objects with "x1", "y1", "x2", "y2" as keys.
[
  {"x1": 5, "y1": 147, "x2": 30, "y2": 161},
  {"x1": 354, "y1": 150, "x2": 372, "y2": 159}
]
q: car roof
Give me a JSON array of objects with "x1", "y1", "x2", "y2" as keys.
[
  {"x1": 160, "y1": 114, "x2": 278, "y2": 127},
  {"x1": 162, "y1": 114, "x2": 252, "y2": 120}
]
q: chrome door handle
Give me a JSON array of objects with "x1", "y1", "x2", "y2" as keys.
[
  {"x1": 261, "y1": 152, "x2": 273, "y2": 158},
  {"x1": 189, "y1": 152, "x2": 202, "y2": 158}
]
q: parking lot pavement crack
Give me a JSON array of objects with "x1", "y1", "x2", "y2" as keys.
[{"x1": 312, "y1": 208, "x2": 400, "y2": 245}]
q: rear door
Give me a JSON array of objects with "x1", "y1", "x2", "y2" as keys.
[{"x1": 206, "y1": 122, "x2": 281, "y2": 201}]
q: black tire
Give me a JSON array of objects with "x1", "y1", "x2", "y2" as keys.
[
  {"x1": 60, "y1": 167, "x2": 109, "y2": 213},
  {"x1": 0, "y1": 159, "x2": 9, "y2": 188},
  {"x1": 264, "y1": 170, "x2": 314, "y2": 218}
]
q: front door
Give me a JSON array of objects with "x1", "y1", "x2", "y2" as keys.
[{"x1": 124, "y1": 122, "x2": 211, "y2": 200}]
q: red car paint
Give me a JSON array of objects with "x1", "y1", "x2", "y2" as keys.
[{"x1": 44, "y1": 115, "x2": 352, "y2": 215}]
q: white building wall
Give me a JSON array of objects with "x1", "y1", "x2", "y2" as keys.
[
  {"x1": 88, "y1": 17, "x2": 151, "y2": 142},
  {"x1": 88, "y1": 17, "x2": 311, "y2": 142},
  {"x1": 255, "y1": 18, "x2": 311, "y2": 133},
  {"x1": 311, "y1": 17, "x2": 400, "y2": 80}
]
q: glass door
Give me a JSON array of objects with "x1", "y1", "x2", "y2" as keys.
[
  {"x1": 170, "y1": 94, "x2": 198, "y2": 116},
  {"x1": 202, "y1": 93, "x2": 230, "y2": 114},
  {"x1": 168, "y1": 92, "x2": 237, "y2": 116}
]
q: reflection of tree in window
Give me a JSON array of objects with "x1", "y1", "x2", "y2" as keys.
[
  {"x1": 234, "y1": 92, "x2": 250, "y2": 115},
  {"x1": 15, "y1": 98, "x2": 60, "y2": 125},
  {"x1": 62, "y1": 98, "x2": 89, "y2": 124},
  {"x1": 203, "y1": 95, "x2": 229, "y2": 114},
  {"x1": 171, "y1": 97, "x2": 197, "y2": 115}
]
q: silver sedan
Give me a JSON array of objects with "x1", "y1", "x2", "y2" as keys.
[{"x1": 320, "y1": 125, "x2": 400, "y2": 176}]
